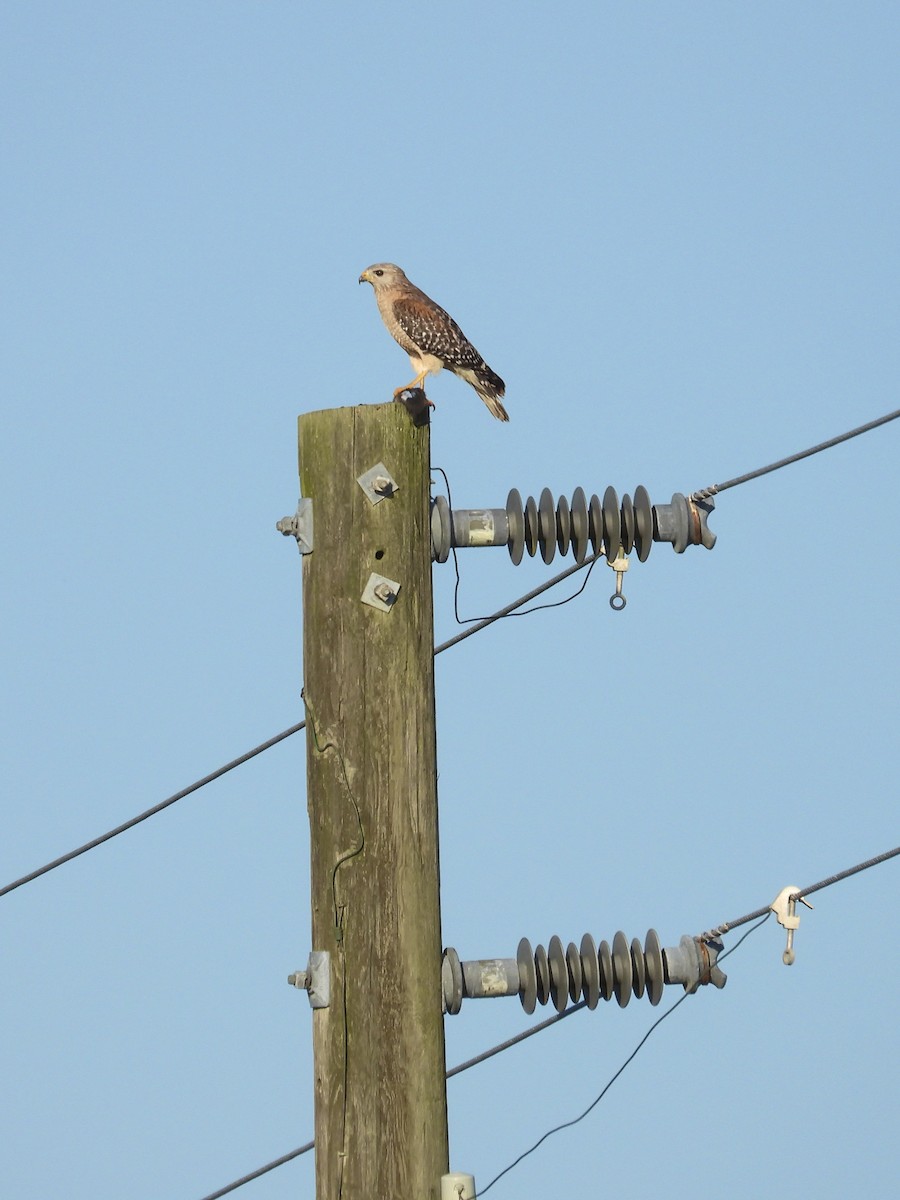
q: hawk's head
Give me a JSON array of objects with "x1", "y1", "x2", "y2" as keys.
[{"x1": 359, "y1": 263, "x2": 408, "y2": 291}]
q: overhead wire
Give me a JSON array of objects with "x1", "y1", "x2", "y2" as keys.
[
  {"x1": 433, "y1": 550, "x2": 603, "y2": 654},
  {"x1": 3, "y1": 404, "x2": 896, "y2": 1198},
  {"x1": 197, "y1": 1142, "x2": 314, "y2": 1200},
  {"x1": 196, "y1": 1003, "x2": 589, "y2": 1200},
  {"x1": 689, "y1": 405, "x2": 900, "y2": 500},
  {"x1": 700, "y1": 843, "x2": 900, "y2": 941},
  {"x1": 433, "y1": 463, "x2": 604, "y2": 630},
  {"x1": 475, "y1": 915, "x2": 775, "y2": 1198},
  {"x1": 446, "y1": 1001, "x2": 586, "y2": 1078},
  {"x1": 195, "y1": 841, "x2": 898, "y2": 1198},
  {"x1": 5, "y1": 407, "x2": 898, "y2": 898},
  {"x1": 0, "y1": 721, "x2": 305, "y2": 898},
  {"x1": 475, "y1": 990, "x2": 693, "y2": 1197},
  {"x1": 1, "y1": 544, "x2": 605, "y2": 898}
]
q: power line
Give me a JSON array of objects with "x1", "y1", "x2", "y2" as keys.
[
  {"x1": 433, "y1": 463, "x2": 604, "y2": 631},
  {"x1": 478, "y1": 993, "x2": 691, "y2": 1196},
  {"x1": 197, "y1": 840, "x2": 898, "y2": 1199},
  {"x1": 196, "y1": 1004, "x2": 586, "y2": 1200},
  {"x1": 473, "y1": 914, "x2": 769, "y2": 1198},
  {"x1": 208, "y1": 913, "x2": 770, "y2": 1200},
  {"x1": 197, "y1": 1141, "x2": 314, "y2": 1200},
  {"x1": 690, "y1": 405, "x2": 900, "y2": 500},
  {"x1": 796, "y1": 843, "x2": 900, "y2": 898},
  {"x1": 1, "y1": 551, "x2": 603, "y2": 899},
  {"x1": 5, "y1": 408, "x2": 898, "y2": 898},
  {"x1": 433, "y1": 550, "x2": 603, "y2": 654},
  {"x1": 700, "y1": 843, "x2": 900, "y2": 941},
  {"x1": 447, "y1": 1001, "x2": 587, "y2": 1078},
  {"x1": 0, "y1": 722, "x2": 305, "y2": 898}
]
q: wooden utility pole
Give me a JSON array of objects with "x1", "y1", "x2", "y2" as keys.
[{"x1": 298, "y1": 402, "x2": 449, "y2": 1200}]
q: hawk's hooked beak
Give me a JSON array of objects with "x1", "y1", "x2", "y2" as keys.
[{"x1": 358, "y1": 270, "x2": 370, "y2": 285}]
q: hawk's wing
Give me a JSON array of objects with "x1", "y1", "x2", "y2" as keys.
[{"x1": 392, "y1": 296, "x2": 484, "y2": 370}]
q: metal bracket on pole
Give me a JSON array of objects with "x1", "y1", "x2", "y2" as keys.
[
  {"x1": 288, "y1": 950, "x2": 331, "y2": 1008},
  {"x1": 357, "y1": 462, "x2": 399, "y2": 505},
  {"x1": 361, "y1": 572, "x2": 401, "y2": 612},
  {"x1": 276, "y1": 498, "x2": 314, "y2": 554}
]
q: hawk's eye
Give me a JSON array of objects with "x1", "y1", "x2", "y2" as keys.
[{"x1": 374, "y1": 269, "x2": 384, "y2": 277}]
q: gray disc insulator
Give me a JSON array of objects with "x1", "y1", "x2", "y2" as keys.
[
  {"x1": 517, "y1": 937, "x2": 537, "y2": 1014},
  {"x1": 534, "y1": 942, "x2": 551, "y2": 1007},
  {"x1": 598, "y1": 939, "x2": 614, "y2": 1001},
  {"x1": 442, "y1": 947, "x2": 463, "y2": 1015},
  {"x1": 644, "y1": 929, "x2": 665, "y2": 1006},
  {"x1": 566, "y1": 941, "x2": 582, "y2": 1003},
  {"x1": 603, "y1": 486, "x2": 620, "y2": 563},
  {"x1": 506, "y1": 488, "x2": 525, "y2": 565},
  {"x1": 516, "y1": 929, "x2": 669, "y2": 1013},
  {"x1": 503, "y1": 485, "x2": 654, "y2": 566},
  {"x1": 630, "y1": 936, "x2": 646, "y2": 999},
  {"x1": 612, "y1": 931, "x2": 633, "y2": 1007},
  {"x1": 548, "y1": 935, "x2": 568, "y2": 1013},
  {"x1": 633, "y1": 485, "x2": 653, "y2": 561},
  {"x1": 570, "y1": 488, "x2": 589, "y2": 563},
  {"x1": 580, "y1": 933, "x2": 600, "y2": 1009}
]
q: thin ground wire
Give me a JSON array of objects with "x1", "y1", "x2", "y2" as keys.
[
  {"x1": 433, "y1": 551, "x2": 603, "y2": 653},
  {"x1": 476, "y1": 995, "x2": 690, "y2": 1197},
  {"x1": 433, "y1": 463, "x2": 603, "y2": 628},
  {"x1": 690, "y1": 405, "x2": 900, "y2": 500},
  {"x1": 473, "y1": 915, "x2": 773, "y2": 1199}
]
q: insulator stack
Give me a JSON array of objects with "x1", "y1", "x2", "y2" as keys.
[
  {"x1": 430, "y1": 487, "x2": 715, "y2": 565},
  {"x1": 516, "y1": 930, "x2": 665, "y2": 1014},
  {"x1": 441, "y1": 931, "x2": 725, "y2": 1014}
]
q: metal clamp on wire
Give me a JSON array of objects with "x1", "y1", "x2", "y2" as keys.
[
  {"x1": 608, "y1": 549, "x2": 629, "y2": 610},
  {"x1": 769, "y1": 886, "x2": 814, "y2": 965}
]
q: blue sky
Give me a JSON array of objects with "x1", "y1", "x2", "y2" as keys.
[{"x1": 2, "y1": 3, "x2": 898, "y2": 1198}]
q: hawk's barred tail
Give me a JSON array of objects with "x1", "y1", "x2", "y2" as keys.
[{"x1": 473, "y1": 364, "x2": 510, "y2": 422}]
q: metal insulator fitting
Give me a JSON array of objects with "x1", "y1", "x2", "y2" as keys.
[
  {"x1": 653, "y1": 493, "x2": 717, "y2": 553},
  {"x1": 431, "y1": 485, "x2": 715, "y2": 566},
  {"x1": 663, "y1": 934, "x2": 727, "y2": 993},
  {"x1": 445, "y1": 930, "x2": 720, "y2": 1015},
  {"x1": 442, "y1": 948, "x2": 521, "y2": 1012},
  {"x1": 430, "y1": 495, "x2": 510, "y2": 562}
]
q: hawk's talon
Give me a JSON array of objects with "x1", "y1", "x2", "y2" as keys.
[
  {"x1": 393, "y1": 386, "x2": 434, "y2": 427},
  {"x1": 393, "y1": 385, "x2": 435, "y2": 409}
]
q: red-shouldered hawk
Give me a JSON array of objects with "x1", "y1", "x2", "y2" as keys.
[{"x1": 359, "y1": 263, "x2": 509, "y2": 422}]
